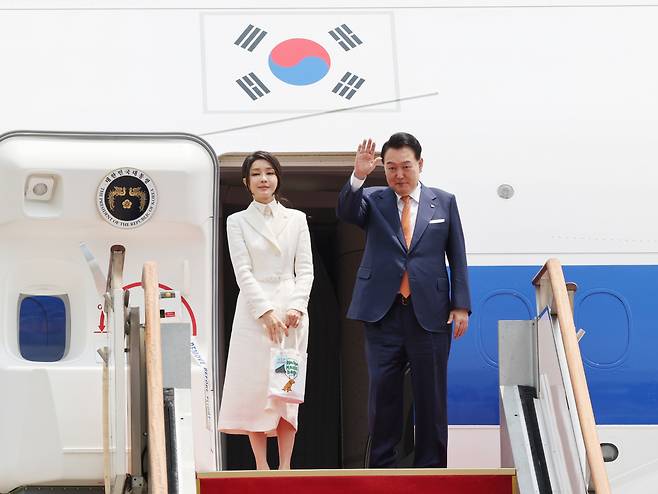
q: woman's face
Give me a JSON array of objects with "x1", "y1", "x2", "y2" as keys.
[{"x1": 245, "y1": 159, "x2": 278, "y2": 203}]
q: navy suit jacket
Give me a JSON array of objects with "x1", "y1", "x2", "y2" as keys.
[{"x1": 337, "y1": 180, "x2": 471, "y2": 333}]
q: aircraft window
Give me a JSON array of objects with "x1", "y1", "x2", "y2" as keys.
[{"x1": 18, "y1": 294, "x2": 69, "y2": 362}]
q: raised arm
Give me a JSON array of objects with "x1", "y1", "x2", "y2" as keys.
[
  {"x1": 336, "y1": 139, "x2": 381, "y2": 228},
  {"x1": 226, "y1": 215, "x2": 275, "y2": 320}
]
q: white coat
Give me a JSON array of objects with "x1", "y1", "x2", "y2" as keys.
[{"x1": 218, "y1": 201, "x2": 313, "y2": 436}]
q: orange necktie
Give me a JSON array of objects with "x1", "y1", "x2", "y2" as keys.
[{"x1": 399, "y1": 195, "x2": 412, "y2": 298}]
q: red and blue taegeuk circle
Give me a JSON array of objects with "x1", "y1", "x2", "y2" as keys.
[{"x1": 268, "y1": 38, "x2": 331, "y2": 86}]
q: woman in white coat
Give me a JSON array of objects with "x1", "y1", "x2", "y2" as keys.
[{"x1": 218, "y1": 151, "x2": 314, "y2": 470}]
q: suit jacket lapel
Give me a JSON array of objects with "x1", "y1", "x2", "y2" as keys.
[
  {"x1": 271, "y1": 204, "x2": 290, "y2": 238},
  {"x1": 375, "y1": 188, "x2": 406, "y2": 250},
  {"x1": 243, "y1": 202, "x2": 282, "y2": 253},
  {"x1": 409, "y1": 185, "x2": 439, "y2": 253}
]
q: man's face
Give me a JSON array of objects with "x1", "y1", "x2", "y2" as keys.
[{"x1": 383, "y1": 146, "x2": 423, "y2": 196}]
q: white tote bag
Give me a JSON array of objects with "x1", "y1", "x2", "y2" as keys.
[{"x1": 267, "y1": 332, "x2": 307, "y2": 404}]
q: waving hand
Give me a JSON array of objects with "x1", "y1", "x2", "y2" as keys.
[{"x1": 354, "y1": 139, "x2": 382, "y2": 180}]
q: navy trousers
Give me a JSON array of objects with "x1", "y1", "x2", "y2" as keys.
[{"x1": 364, "y1": 296, "x2": 452, "y2": 468}]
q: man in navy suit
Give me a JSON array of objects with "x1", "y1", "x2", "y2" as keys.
[{"x1": 337, "y1": 132, "x2": 471, "y2": 468}]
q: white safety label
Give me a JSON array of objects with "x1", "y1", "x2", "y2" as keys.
[{"x1": 190, "y1": 341, "x2": 212, "y2": 431}]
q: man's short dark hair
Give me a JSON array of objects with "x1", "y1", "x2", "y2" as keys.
[{"x1": 381, "y1": 132, "x2": 422, "y2": 161}]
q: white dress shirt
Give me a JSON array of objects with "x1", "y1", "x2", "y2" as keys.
[
  {"x1": 252, "y1": 198, "x2": 278, "y2": 226},
  {"x1": 350, "y1": 172, "x2": 421, "y2": 238}
]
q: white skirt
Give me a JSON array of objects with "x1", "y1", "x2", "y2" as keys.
[{"x1": 218, "y1": 279, "x2": 309, "y2": 437}]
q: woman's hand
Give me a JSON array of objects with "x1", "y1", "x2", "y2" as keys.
[
  {"x1": 258, "y1": 310, "x2": 288, "y2": 343},
  {"x1": 284, "y1": 309, "x2": 303, "y2": 331}
]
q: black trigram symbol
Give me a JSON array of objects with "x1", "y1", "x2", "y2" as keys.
[
  {"x1": 234, "y1": 24, "x2": 268, "y2": 52},
  {"x1": 329, "y1": 24, "x2": 363, "y2": 51},
  {"x1": 332, "y1": 72, "x2": 365, "y2": 100},
  {"x1": 236, "y1": 73, "x2": 270, "y2": 100}
]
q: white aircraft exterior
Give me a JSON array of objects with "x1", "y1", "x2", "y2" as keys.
[{"x1": 1, "y1": 2, "x2": 657, "y2": 493}]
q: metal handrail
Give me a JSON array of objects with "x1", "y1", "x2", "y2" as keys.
[{"x1": 532, "y1": 258, "x2": 611, "y2": 494}]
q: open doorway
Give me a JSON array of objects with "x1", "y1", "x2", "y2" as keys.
[{"x1": 217, "y1": 153, "x2": 387, "y2": 469}]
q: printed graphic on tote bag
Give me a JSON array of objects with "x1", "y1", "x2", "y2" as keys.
[{"x1": 275, "y1": 355, "x2": 299, "y2": 393}]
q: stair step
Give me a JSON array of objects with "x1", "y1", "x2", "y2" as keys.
[{"x1": 198, "y1": 468, "x2": 517, "y2": 494}]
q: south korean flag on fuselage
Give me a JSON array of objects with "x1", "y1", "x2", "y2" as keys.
[{"x1": 202, "y1": 11, "x2": 399, "y2": 113}]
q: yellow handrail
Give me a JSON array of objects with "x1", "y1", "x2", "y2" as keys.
[{"x1": 532, "y1": 258, "x2": 610, "y2": 494}]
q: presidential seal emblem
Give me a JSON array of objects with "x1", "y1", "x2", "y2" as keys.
[{"x1": 97, "y1": 168, "x2": 157, "y2": 228}]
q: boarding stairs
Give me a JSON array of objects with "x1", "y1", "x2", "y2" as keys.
[
  {"x1": 195, "y1": 259, "x2": 610, "y2": 494},
  {"x1": 89, "y1": 247, "x2": 520, "y2": 494},
  {"x1": 97, "y1": 258, "x2": 606, "y2": 494},
  {"x1": 5, "y1": 258, "x2": 608, "y2": 494},
  {"x1": 498, "y1": 259, "x2": 611, "y2": 493}
]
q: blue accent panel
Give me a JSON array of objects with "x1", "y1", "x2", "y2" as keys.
[
  {"x1": 19, "y1": 295, "x2": 67, "y2": 362},
  {"x1": 568, "y1": 265, "x2": 658, "y2": 425},
  {"x1": 477, "y1": 290, "x2": 533, "y2": 367},
  {"x1": 577, "y1": 290, "x2": 630, "y2": 367},
  {"x1": 268, "y1": 56, "x2": 330, "y2": 86},
  {"x1": 448, "y1": 266, "x2": 537, "y2": 425},
  {"x1": 448, "y1": 265, "x2": 658, "y2": 426}
]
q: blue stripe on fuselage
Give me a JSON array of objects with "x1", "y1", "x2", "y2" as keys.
[{"x1": 448, "y1": 265, "x2": 658, "y2": 425}]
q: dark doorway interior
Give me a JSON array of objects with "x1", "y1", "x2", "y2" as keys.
[{"x1": 218, "y1": 154, "x2": 387, "y2": 469}]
